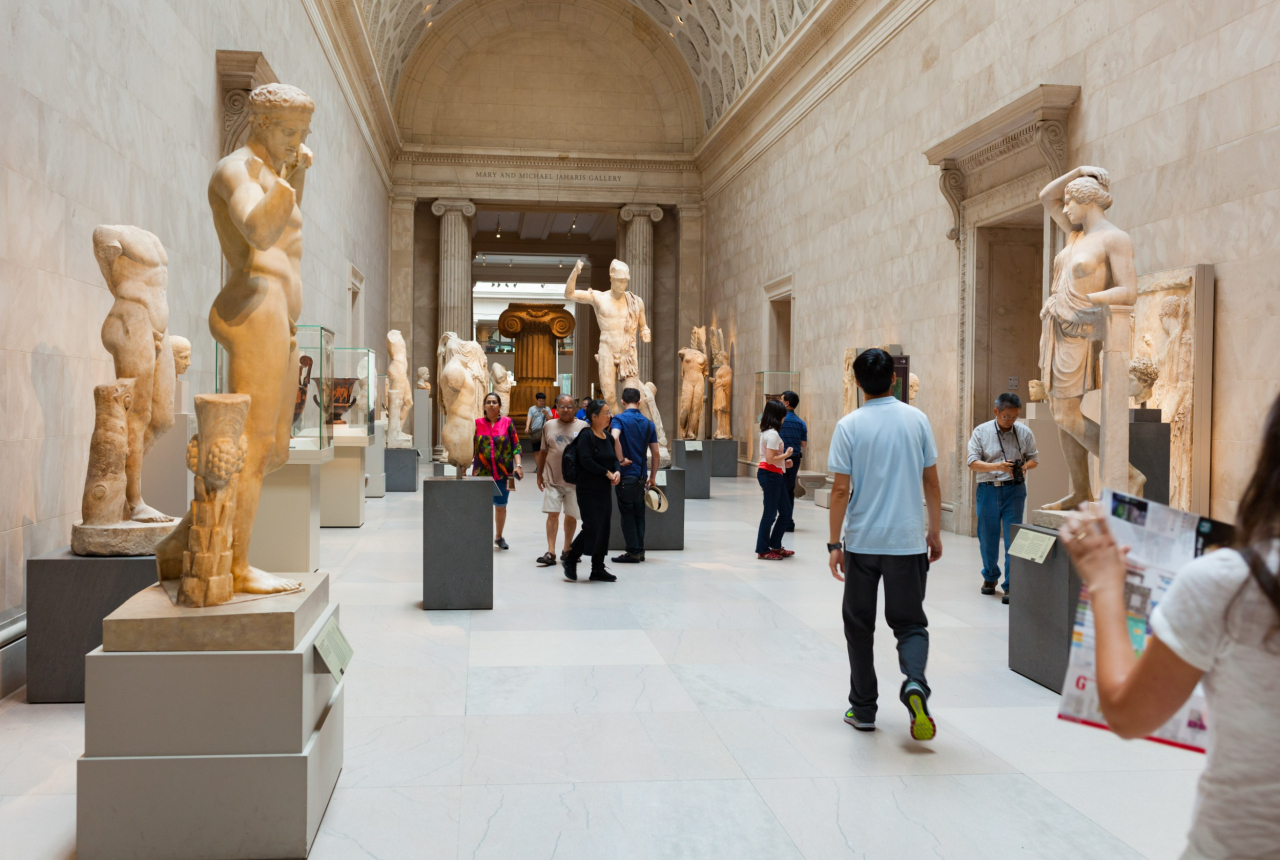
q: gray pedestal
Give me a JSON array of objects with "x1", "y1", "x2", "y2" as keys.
[
  {"x1": 1007, "y1": 523, "x2": 1082, "y2": 693},
  {"x1": 422, "y1": 478, "x2": 493, "y2": 609},
  {"x1": 708, "y1": 439, "x2": 739, "y2": 477},
  {"x1": 414, "y1": 395, "x2": 433, "y2": 461},
  {"x1": 672, "y1": 441, "x2": 710, "y2": 499},
  {"x1": 386, "y1": 447, "x2": 421, "y2": 492},
  {"x1": 428, "y1": 461, "x2": 462, "y2": 477},
  {"x1": 367, "y1": 419, "x2": 386, "y2": 498},
  {"x1": 0, "y1": 609, "x2": 27, "y2": 700},
  {"x1": 26, "y1": 550, "x2": 157, "y2": 703},
  {"x1": 1130, "y1": 409, "x2": 1171, "y2": 505},
  {"x1": 609, "y1": 467, "x2": 685, "y2": 551}
]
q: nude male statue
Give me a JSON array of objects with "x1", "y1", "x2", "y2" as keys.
[
  {"x1": 92, "y1": 225, "x2": 176, "y2": 524},
  {"x1": 1037, "y1": 165, "x2": 1143, "y2": 510},
  {"x1": 677, "y1": 327, "x2": 710, "y2": 439},
  {"x1": 563, "y1": 259, "x2": 669, "y2": 450},
  {"x1": 156, "y1": 84, "x2": 313, "y2": 594}
]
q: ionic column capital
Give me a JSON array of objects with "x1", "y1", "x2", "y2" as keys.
[
  {"x1": 431, "y1": 198, "x2": 476, "y2": 218},
  {"x1": 620, "y1": 204, "x2": 663, "y2": 224}
]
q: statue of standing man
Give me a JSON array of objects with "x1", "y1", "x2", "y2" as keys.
[
  {"x1": 156, "y1": 83, "x2": 313, "y2": 595},
  {"x1": 563, "y1": 259, "x2": 669, "y2": 453}
]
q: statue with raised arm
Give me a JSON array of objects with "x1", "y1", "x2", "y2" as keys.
[
  {"x1": 677, "y1": 327, "x2": 710, "y2": 439},
  {"x1": 1037, "y1": 165, "x2": 1144, "y2": 510},
  {"x1": 563, "y1": 258, "x2": 669, "y2": 452},
  {"x1": 154, "y1": 83, "x2": 314, "y2": 598}
]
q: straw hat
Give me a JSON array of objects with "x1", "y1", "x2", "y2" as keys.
[{"x1": 644, "y1": 485, "x2": 669, "y2": 513}]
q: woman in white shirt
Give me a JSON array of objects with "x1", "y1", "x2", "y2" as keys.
[
  {"x1": 756, "y1": 399, "x2": 795, "y2": 560},
  {"x1": 1061, "y1": 395, "x2": 1280, "y2": 860}
]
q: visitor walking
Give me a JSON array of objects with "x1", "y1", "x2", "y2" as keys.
[
  {"x1": 610, "y1": 387, "x2": 659, "y2": 563},
  {"x1": 563, "y1": 399, "x2": 621, "y2": 582},
  {"x1": 472, "y1": 392, "x2": 522, "y2": 550},
  {"x1": 779, "y1": 390, "x2": 807, "y2": 531},
  {"x1": 575, "y1": 395, "x2": 591, "y2": 421},
  {"x1": 1060, "y1": 391, "x2": 1280, "y2": 860},
  {"x1": 756, "y1": 399, "x2": 795, "y2": 560},
  {"x1": 967, "y1": 392, "x2": 1038, "y2": 603},
  {"x1": 524, "y1": 392, "x2": 553, "y2": 457},
  {"x1": 827, "y1": 348, "x2": 942, "y2": 740},
  {"x1": 534, "y1": 394, "x2": 587, "y2": 566}
]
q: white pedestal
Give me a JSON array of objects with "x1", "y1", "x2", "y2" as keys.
[
  {"x1": 414, "y1": 395, "x2": 433, "y2": 461},
  {"x1": 78, "y1": 588, "x2": 343, "y2": 860},
  {"x1": 366, "y1": 420, "x2": 386, "y2": 498},
  {"x1": 250, "y1": 449, "x2": 329, "y2": 574},
  {"x1": 322, "y1": 431, "x2": 368, "y2": 528},
  {"x1": 814, "y1": 487, "x2": 831, "y2": 509},
  {"x1": 141, "y1": 411, "x2": 194, "y2": 519}
]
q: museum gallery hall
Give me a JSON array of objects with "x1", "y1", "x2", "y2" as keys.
[{"x1": 1, "y1": 0, "x2": 1278, "y2": 858}]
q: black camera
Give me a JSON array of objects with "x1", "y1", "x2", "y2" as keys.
[{"x1": 1008, "y1": 459, "x2": 1026, "y2": 485}]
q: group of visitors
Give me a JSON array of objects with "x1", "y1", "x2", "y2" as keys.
[{"x1": 470, "y1": 389, "x2": 659, "y2": 583}]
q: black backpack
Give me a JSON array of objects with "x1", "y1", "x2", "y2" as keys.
[{"x1": 560, "y1": 430, "x2": 584, "y2": 485}]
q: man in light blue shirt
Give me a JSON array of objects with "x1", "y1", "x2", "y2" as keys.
[{"x1": 827, "y1": 349, "x2": 942, "y2": 741}]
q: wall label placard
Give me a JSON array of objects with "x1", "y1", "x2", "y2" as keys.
[
  {"x1": 686, "y1": 441, "x2": 703, "y2": 452},
  {"x1": 1008, "y1": 529, "x2": 1056, "y2": 564},
  {"x1": 314, "y1": 615, "x2": 354, "y2": 684}
]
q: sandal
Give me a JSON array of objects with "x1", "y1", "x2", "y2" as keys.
[
  {"x1": 776, "y1": 548, "x2": 795, "y2": 558},
  {"x1": 757, "y1": 551, "x2": 785, "y2": 560},
  {"x1": 536, "y1": 552, "x2": 556, "y2": 566}
]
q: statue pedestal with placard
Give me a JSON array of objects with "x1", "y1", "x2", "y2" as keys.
[
  {"x1": 77, "y1": 571, "x2": 347, "y2": 860},
  {"x1": 672, "y1": 441, "x2": 710, "y2": 499}
]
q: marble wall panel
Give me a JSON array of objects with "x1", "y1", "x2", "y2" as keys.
[
  {"x1": 0, "y1": 0, "x2": 391, "y2": 611},
  {"x1": 702, "y1": 0, "x2": 1280, "y2": 522}
]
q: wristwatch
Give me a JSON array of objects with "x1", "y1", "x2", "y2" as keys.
[{"x1": 826, "y1": 542, "x2": 843, "y2": 553}]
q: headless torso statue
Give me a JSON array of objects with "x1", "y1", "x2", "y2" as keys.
[
  {"x1": 1037, "y1": 166, "x2": 1143, "y2": 510},
  {"x1": 563, "y1": 259, "x2": 669, "y2": 452},
  {"x1": 156, "y1": 84, "x2": 313, "y2": 595}
]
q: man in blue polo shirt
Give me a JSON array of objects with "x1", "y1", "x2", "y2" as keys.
[
  {"x1": 779, "y1": 390, "x2": 807, "y2": 531},
  {"x1": 827, "y1": 348, "x2": 942, "y2": 742},
  {"x1": 610, "y1": 387, "x2": 659, "y2": 563}
]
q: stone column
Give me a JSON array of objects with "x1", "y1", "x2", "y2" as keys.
[
  {"x1": 620, "y1": 204, "x2": 663, "y2": 383},
  {"x1": 1098, "y1": 304, "x2": 1133, "y2": 494},
  {"x1": 498, "y1": 303, "x2": 575, "y2": 418},
  {"x1": 388, "y1": 194, "x2": 415, "y2": 353},
  {"x1": 676, "y1": 203, "x2": 704, "y2": 340},
  {"x1": 431, "y1": 198, "x2": 476, "y2": 341}
]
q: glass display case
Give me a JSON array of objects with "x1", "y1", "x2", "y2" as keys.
[{"x1": 332, "y1": 347, "x2": 376, "y2": 437}]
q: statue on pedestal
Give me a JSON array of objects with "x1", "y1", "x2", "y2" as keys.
[
  {"x1": 490, "y1": 362, "x2": 513, "y2": 417},
  {"x1": 155, "y1": 83, "x2": 314, "y2": 598},
  {"x1": 437, "y1": 331, "x2": 488, "y2": 468},
  {"x1": 712, "y1": 364, "x2": 733, "y2": 440},
  {"x1": 677, "y1": 326, "x2": 710, "y2": 439},
  {"x1": 385, "y1": 329, "x2": 413, "y2": 448},
  {"x1": 1037, "y1": 166, "x2": 1143, "y2": 510},
  {"x1": 563, "y1": 259, "x2": 669, "y2": 455}
]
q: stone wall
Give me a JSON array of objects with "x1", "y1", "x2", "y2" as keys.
[
  {"x1": 0, "y1": 1, "x2": 390, "y2": 612},
  {"x1": 703, "y1": 0, "x2": 1280, "y2": 524}
]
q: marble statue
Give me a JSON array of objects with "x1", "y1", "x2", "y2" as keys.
[
  {"x1": 1028, "y1": 379, "x2": 1047, "y2": 402},
  {"x1": 437, "y1": 331, "x2": 488, "y2": 468},
  {"x1": 1037, "y1": 165, "x2": 1143, "y2": 510},
  {"x1": 174, "y1": 394, "x2": 251, "y2": 607},
  {"x1": 712, "y1": 364, "x2": 733, "y2": 440},
  {"x1": 1141, "y1": 291, "x2": 1194, "y2": 509},
  {"x1": 841, "y1": 347, "x2": 857, "y2": 416},
  {"x1": 416, "y1": 366, "x2": 431, "y2": 391},
  {"x1": 709, "y1": 327, "x2": 730, "y2": 367},
  {"x1": 156, "y1": 83, "x2": 314, "y2": 597},
  {"x1": 677, "y1": 327, "x2": 710, "y2": 439},
  {"x1": 385, "y1": 329, "x2": 413, "y2": 447},
  {"x1": 564, "y1": 259, "x2": 669, "y2": 453},
  {"x1": 490, "y1": 362, "x2": 513, "y2": 417},
  {"x1": 1129, "y1": 357, "x2": 1159, "y2": 405},
  {"x1": 908, "y1": 372, "x2": 919, "y2": 405},
  {"x1": 76, "y1": 380, "x2": 136, "y2": 537},
  {"x1": 171, "y1": 336, "x2": 191, "y2": 376}
]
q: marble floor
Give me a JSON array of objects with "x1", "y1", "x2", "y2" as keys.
[{"x1": 0, "y1": 475, "x2": 1204, "y2": 859}]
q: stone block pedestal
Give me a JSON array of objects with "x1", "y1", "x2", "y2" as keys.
[
  {"x1": 422, "y1": 478, "x2": 493, "y2": 609},
  {"x1": 1007, "y1": 523, "x2": 1081, "y2": 693},
  {"x1": 322, "y1": 431, "x2": 368, "y2": 527},
  {"x1": 140, "y1": 411, "x2": 194, "y2": 519},
  {"x1": 366, "y1": 419, "x2": 386, "y2": 498},
  {"x1": 672, "y1": 441, "x2": 710, "y2": 499},
  {"x1": 609, "y1": 467, "x2": 685, "y2": 551},
  {"x1": 250, "y1": 449, "x2": 328, "y2": 574},
  {"x1": 77, "y1": 573, "x2": 343, "y2": 860},
  {"x1": 25, "y1": 550, "x2": 158, "y2": 703},
  {"x1": 414, "y1": 396, "x2": 433, "y2": 461},
  {"x1": 386, "y1": 447, "x2": 421, "y2": 492},
  {"x1": 707, "y1": 439, "x2": 739, "y2": 477}
]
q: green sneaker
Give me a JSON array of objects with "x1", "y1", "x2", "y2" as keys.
[
  {"x1": 901, "y1": 682, "x2": 935, "y2": 741},
  {"x1": 843, "y1": 709, "x2": 875, "y2": 732}
]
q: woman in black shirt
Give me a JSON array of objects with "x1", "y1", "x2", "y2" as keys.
[{"x1": 563, "y1": 399, "x2": 621, "y2": 582}]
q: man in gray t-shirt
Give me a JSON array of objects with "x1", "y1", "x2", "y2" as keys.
[
  {"x1": 966, "y1": 392, "x2": 1038, "y2": 601},
  {"x1": 524, "y1": 392, "x2": 553, "y2": 454}
]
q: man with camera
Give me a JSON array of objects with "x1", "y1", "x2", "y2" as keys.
[{"x1": 967, "y1": 392, "x2": 1039, "y2": 604}]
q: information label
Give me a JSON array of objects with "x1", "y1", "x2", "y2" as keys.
[
  {"x1": 685, "y1": 441, "x2": 703, "y2": 452},
  {"x1": 656, "y1": 470, "x2": 667, "y2": 487},
  {"x1": 314, "y1": 616, "x2": 354, "y2": 684},
  {"x1": 1007, "y1": 529, "x2": 1056, "y2": 564}
]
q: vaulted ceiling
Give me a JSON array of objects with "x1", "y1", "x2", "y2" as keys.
[{"x1": 357, "y1": 0, "x2": 818, "y2": 133}]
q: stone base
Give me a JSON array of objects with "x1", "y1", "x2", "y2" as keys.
[
  {"x1": 26, "y1": 550, "x2": 157, "y2": 703},
  {"x1": 430, "y1": 461, "x2": 462, "y2": 477},
  {"x1": 250, "y1": 461, "x2": 321, "y2": 575},
  {"x1": 366, "y1": 419, "x2": 386, "y2": 498},
  {"x1": 673, "y1": 441, "x2": 710, "y2": 499},
  {"x1": 71, "y1": 520, "x2": 177, "y2": 557},
  {"x1": 609, "y1": 467, "x2": 685, "y2": 551},
  {"x1": 414, "y1": 396, "x2": 433, "y2": 461},
  {"x1": 321, "y1": 444, "x2": 366, "y2": 527},
  {"x1": 708, "y1": 439, "x2": 739, "y2": 477},
  {"x1": 386, "y1": 447, "x2": 421, "y2": 492},
  {"x1": 77, "y1": 602, "x2": 343, "y2": 860},
  {"x1": 1028, "y1": 509, "x2": 1069, "y2": 529},
  {"x1": 140, "y1": 411, "x2": 195, "y2": 518},
  {"x1": 0, "y1": 611, "x2": 27, "y2": 701},
  {"x1": 103, "y1": 571, "x2": 329, "y2": 652},
  {"x1": 1008, "y1": 524, "x2": 1082, "y2": 693},
  {"x1": 814, "y1": 487, "x2": 832, "y2": 509},
  {"x1": 797, "y1": 472, "x2": 829, "y2": 496},
  {"x1": 422, "y1": 478, "x2": 493, "y2": 609}
]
